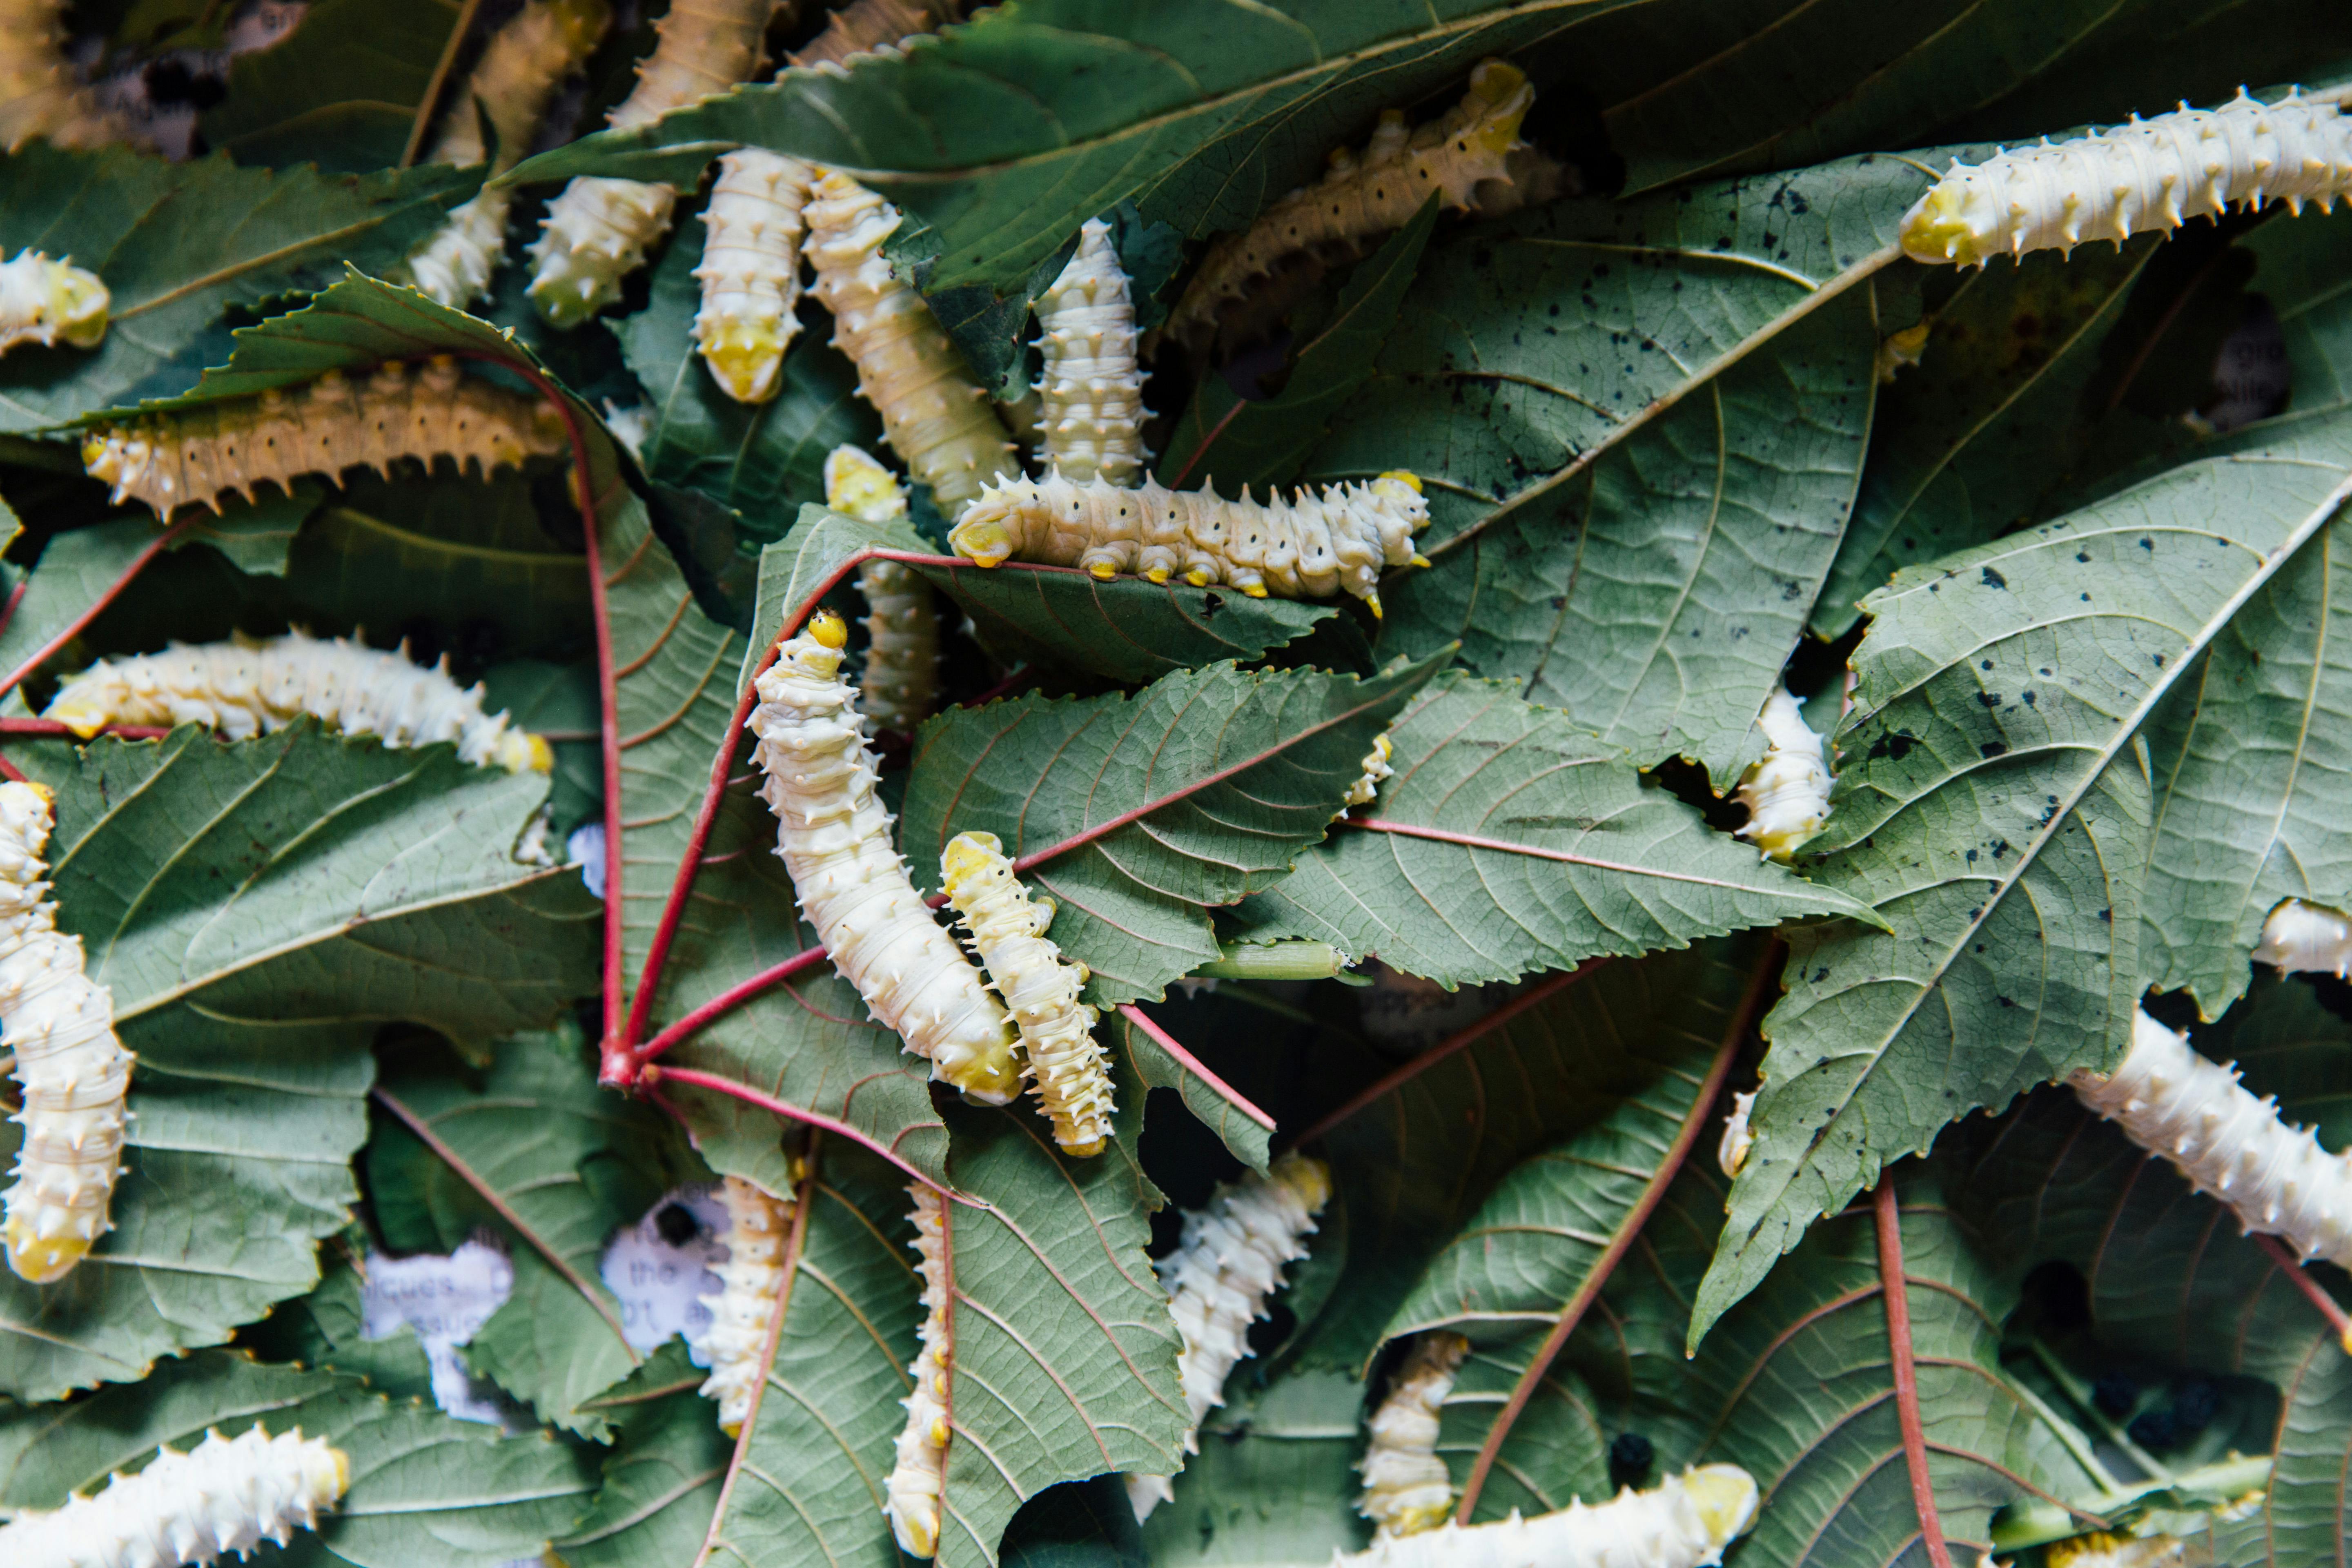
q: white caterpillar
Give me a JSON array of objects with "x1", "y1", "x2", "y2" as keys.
[
  {"x1": 1733, "y1": 686, "x2": 1832, "y2": 862},
  {"x1": 2046, "y1": 1533, "x2": 2187, "y2": 1568},
  {"x1": 81, "y1": 356, "x2": 568, "y2": 520},
  {"x1": 2071, "y1": 1007, "x2": 2352, "y2": 1268},
  {"x1": 805, "y1": 171, "x2": 1018, "y2": 512},
  {"x1": 788, "y1": 0, "x2": 955, "y2": 70},
  {"x1": 1033, "y1": 218, "x2": 1149, "y2": 486},
  {"x1": 1330, "y1": 1466, "x2": 1760, "y2": 1568},
  {"x1": 825, "y1": 445, "x2": 942, "y2": 733},
  {"x1": 2253, "y1": 898, "x2": 2352, "y2": 978},
  {"x1": 528, "y1": 0, "x2": 779, "y2": 326},
  {"x1": 0, "y1": 0, "x2": 132, "y2": 152},
  {"x1": 697, "y1": 1175, "x2": 796, "y2": 1436},
  {"x1": 949, "y1": 470, "x2": 1428, "y2": 613},
  {"x1": 0, "y1": 781, "x2": 131, "y2": 1285},
  {"x1": 940, "y1": 831, "x2": 1115, "y2": 1157},
  {"x1": 0, "y1": 249, "x2": 106, "y2": 356},
  {"x1": 0, "y1": 1422, "x2": 348, "y2": 1567},
  {"x1": 45, "y1": 631, "x2": 554, "y2": 775},
  {"x1": 1338, "y1": 732, "x2": 1395, "y2": 818},
  {"x1": 886, "y1": 1182, "x2": 951, "y2": 1559},
  {"x1": 1901, "y1": 88, "x2": 2352, "y2": 268},
  {"x1": 1359, "y1": 1332, "x2": 1469, "y2": 1538},
  {"x1": 1717, "y1": 1088, "x2": 1757, "y2": 1178},
  {"x1": 745, "y1": 609, "x2": 1020, "y2": 1102},
  {"x1": 402, "y1": 0, "x2": 611, "y2": 309},
  {"x1": 1127, "y1": 1152, "x2": 1331, "y2": 1522},
  {"x1": 694, "y1": 150, "x2": 819, "y2": 403}
]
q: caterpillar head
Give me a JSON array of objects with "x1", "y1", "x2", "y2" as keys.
[
  {"x1": 0, "y1": 779, "x2": 56, "y2": 841},
  {"x1": 1270, "y1": 1151, "x2": 1333, "y2": 1215},
  {"x1": 35, "y1": 255, "x2": 109, "y2": 350},
  {"x1": 549, "y1": 0, "x2": 611, "y2": 54},
  {"x1": 933, "y1": 1036, "x2": 1024, "y2": 1105},
  {"x1": 940, "y1": 829, "x2": 1009, "y2": 896},
  {"x1": 1898, "y1": 178, "x2": 1993, "y2": 266},
  {"x1": 701, "y1": 324, "x2": 789, "y2": 405},
  {"x1": 496, "y1": 731, "x2": 557, "y2": 774},
  {"x1": 1680, "y1": 1464, "x2": 1760, "y2": 1548},
  {"x1": 5, "y1": 1214, "x2": 89, "y2": 1283},
  {"x1": 947, "y1": 494, "x2": 1018, "y2": 568},
  {"x1": 825, "y1": 443, "x2": 909, "y2": 525},
  {"x1": 1461, "y1": 60, "x2": 1534, "y2": 154}
]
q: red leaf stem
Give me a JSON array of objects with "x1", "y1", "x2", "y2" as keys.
[
  {"x1": 626, "y1": 942, "x2": 830, "y2": 1073},
  {"x1": 0, "y1": 515, "x2": 198, "y2": 701},
  {"x1": 0, "y1": 577, "x2": 29, "y2": 643},
  {"x1": 1167, "y1": 399, "x2": 1248, "y2": 490},
  {"x1": 0, "y1": 753, "x2": 24, "y2": 783},
  {"x1": 1875, "y1": 1173, "x2": 1956, "y2": 1568},
  {"x1": 2254, "y1": 1233, "x2": 2352, "y2": 1352},
  {"x1": 648, "y1": 1063, "x2": 966, "y2": 1203},
  {"x1": 0, "y1": 717, "x2": 170, "y2": 741},
  {"x1": 1114, "y1": 1002, "x2": 1278, "y2": 1131}
]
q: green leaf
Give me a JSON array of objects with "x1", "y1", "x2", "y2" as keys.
[
  {"x1": 1106, "y1": 1008, "x2": 1273, "y2": 1174},
  {"x1": 200, "y1": 0, "x2": 466, "y2": 174},
  {"x1": 243, "y1": 1246, "x2": 441, "y2": 1406},
  {"x1": 1135, "y1": 1366, "x2": 1367, "y2": 1566},
  {"x1": 176, "y1": 482, "x2": 326, "y2": 577},
  {"x1": 2211, "y1": 1330, "x2": 2352, "y2": 1568},
  {"x1": 554, "y1": 1341, "x2": 731, "y2": 1568}
]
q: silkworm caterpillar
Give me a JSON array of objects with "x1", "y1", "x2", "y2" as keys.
[
  {"x1": 0, "y1": 780, "x2": 131, "y2": 1284},
  {"x1": 694, "y1": 150, "x2": 818, "y2": 403},
  {"x1": 886, "y1": 1182, "x2": 951, "y2": 1559},
  {"x1": 0, "y1": 1422, "x2": 348, "y2": 1566},
  {"x1": 402, "y1": 0, "x2": 610, "y2": 309},
  {"x1": 949, "y1": 469, "x2": 1429, "y2": 613},
  {"x1": 746, "y1": 609, "x2": 1020, "y2": 1102},
  {"x1": 2253, "y1": 898, "x2": 2352, "y2": 978},
  {"x1": 788, "y1": 0, "x2": 955, "y2": 70},
  {"x1": 941, "y1": 830, "x2": 1115, "y2": 1157},
  {"x1": 0, "y1": 249, "x2": 106, "y2": 356},
  {"x1": 805, "y1": 171, "x2": 1018, "y2": 512},
  {"x1": 1733, "y1": 686, "x2": 1832, "y2": 862},
  {"x1": 825, "y1": 445, "x2": 942, "y2": 733},
  {"x1": 697, "y1": 1175, "x2": 796, "y2": 1436},
  {"x1": 1127, "y1": 1152, "x2": 1331, "y2": 1522},
  {"x1": 46, "y1": 631, "x2": 555, "y2": 775},
  {"x1": 0, "y1": 0, "x2": 132, "y2": 152},
  {"x1": 2071, "y1": 1007, "x2": 2352, "y2": 1269},
  {"x1": 1034, "y1": 218, "x2": 1149, "y2": 486},
  {"x1": 1339, "y1": 732, "x2": 1394, "y2": 816},
  {"x1": 2046, "y1": 1533, "x2": 2187, "y2": 1568},
  {"x1": 1717, "y1": 1088, "x2": 1757, "y2": 1178},
  {"x1": 1358, "y1": 1331, "x2": 1469, "y2": 1538},
  {"x1": 1901, "y1": 88, "x2": 2352, "y2": 268},
  {"x1": 81, "y1": 356, "x2": 567, "y2": 519},
  {"x1": 1165, "y1": 61, "x2": 1535, "y2": 352},
  {"x1": 527, "y1": 0, "x2": 778, "y2": 326},
  {"x1": 1332, "y1": 1465, "x2": 1760, "y2": 1568}
]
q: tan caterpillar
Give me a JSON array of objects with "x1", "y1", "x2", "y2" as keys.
[
  {"x1": 694, "y1": 150, "x2": 818, "y2": 403},
  {"x1": 1733, "y1": 686, "x2": 1833, "y2": 862},
  {"x1": 1358, "y1": 1331, "x2": 1469, "y2": 1539},
  {"x1": 697, "y1": 1175, "x2": 796, "y2": 1435},
  {"x1": 746, "y1": 609, "x2": 1020, "y2": 1102},
  {"x1": 2071, "y1": 1007, "x2": 2352, "y2": 1268},
  {"x1": 528, "y1": 0, "x2": 780, "y2": 326},
  {"x1": 0, "y1": 780, "x2": 131, "y2": 1284},
  {"x1": 81, "y1": 356, "x2": 567, "y2": 520},
  {"x1": 46, "y1": 631, "x2": 555, "y2": 775},
  {"x1": 940, "y1": 831, "x2": 1115, "y2": 1157},
  {"x1": 1127, "y1": 1152, "x2": 1331, "y2": 1521},
  {"x1": 949, "y1": 469, "x2": 1428, "y2": 612},
  {"x1": 401, "y1": 0, "x2": 611, "y2": 309},
  {"x1": 1033, "y1": 218, "x2": 1149, "y2": 486},
  {"x1": 1333, "y1": 1465, "x2": 1760, "y2": 1568},
  {"x1": 0, "y1": 1422, "x2": 348, "y2": 1566},
  {"x1": 1902, "y1": 88, "x2": 2352, "y2": 267},
  {"x1": 886, "y1": 1182, "x2": 951, "y2": 1559},
  {"x1": 805, "y1": 171, "x2": 1019, "y2": 512},
  {"x1": 2045, "y1": 1533, "x2": 2188, "y2": 1568},
  {"x1": 825, "y1": 445, "x2": 942, "y2": 732},
  {"x1": 0, "y1": 0, "x2": 133, "y2": 152},
  {"x1": 0, "y1": 249, "x2": 106, "y2": 356},
  {"x1": 2253, "y1": 898, "x2": 2352, "y2": 978},
  {"x1": 788, "y1": 0, "x2": 955, "y2": 70}
]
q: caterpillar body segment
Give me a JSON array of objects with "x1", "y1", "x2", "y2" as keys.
[
  {"x1": 949, "y1": 470, "x2": 1428, "y2": 612},
  {"x1": 806, "y1": 172, "x2": 1018, "y2": 512},
  {"x1": 1901, "y1": 88, "x2": 2352, "y2": 267},
  {"x1": 2045, "y1": 1533, "x2": 2187, "y2": 1568},
  {"x1": 81, "y1": 356, "x2": 567, "y2": 520},
  {"x1": 825, "y1": 445, "x2": 942, "y2": 731},
  {"x1": 745, "y1": 610, "x2": 1020, "y2": 1102},
  {"x1": 1717, "y1": 1088, "x2": 1757, "y2": 1177},
  {"x1": 694, "y1": 150, "x2": 819, "y2": 403},
  {"x1": 46, "y1": 632, "x2": 554, "y2": 775},
  {"x1": 2254, "y1": 898, "x2": 2352, "y2": 978},
  {"x1": 1332, "y1": 1465, "x2": 1760, "y2": 1567},
  {"x1": 1034, "y1": 218, "x2": 1149, "y2": 486},
  {"x1": 1358, "y1": 1332, "x2": 1469, "y2": 1538},
  {"x1": 1733, "y1": 686, "x2": 1832, "y2": 862},
  {"x1": 789, "y1": 0, "x2": 955, "y2": 70},
  {"x1": 698, "y1": 1176, "x2": 796, "y2": 1435},
  {"x1": 0, "y1": 249, "x2": 106, "y2": 356},
  {"x1": 0, "y1": 1422, "x2": 350, "y2": 1566},
  {"x1": 941, "y1": 831, "x2": 1115, "y2": 1157},
  {"x1": 0, "y1": 0, "x2": 132, "y2": 152},
  {"x1": 0, "y1": 781, "x2": 131, "y2": 1284},
  {"x1": 886, "y1": 1183, "x2": 951, "y2": 1559},
  {"x1": 1339, "y1": 732, "x2": 1394, "y2": 816},
  {"x1": 2072, "y1": 1007, "x2": 2352, "y2": 1269}
]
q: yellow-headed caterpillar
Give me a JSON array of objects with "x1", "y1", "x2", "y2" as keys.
[
  {"x1": 886, "y1": 1182, "x2": 951, "y2": 1559},
  {"x1": 45, "y1": 630, "x2": 556, "y2": 775},
  {"x1": 0, "y1": 780, "x2": 131, "y2": 1284},
  {"x1": 788, "y1": 0, "x2": 955, "y2": 70},
  {"x1": 1733, "y1": 686, "x2": 1832, "y2": 862},
  {"x1": 824, "y1": 444, "x2": 941, "y2": 732},
  {"x1": 940, "y1": 831, "x2": 1115, "y2": 1157},
  {"x1": 1901, "y1": 89, "x2": 2352, "y2": 268},
  {"x1": 949, "y1": 469, "x2": 1428, "y2": 613},
  {"x1": 1339, "y1": 732, "x2": 1394, "y2": 817},
  {"x1": 1334, "y1": 1466, "x2": 1760, "y2": 1568},
  {"x1": 694, "y1": 150, "x2": 819, "y2": 404},
  {"x1": 1717, "y1": 1087, "x2": 1757, "y2": 1178},
  {"x1": 81, "y1": 356, "x2": 567, "y2": 519},
  {"x1": 1358, "y1": 1331, "x2": 1469, "y2": 1538},
  {"x1": 2045, "y1": 1532, "x2": 2189, "y2": 1568},
  {"x1": 1034, "y1": 218, "x2": 1149, "y2": 486},
  {"x1": 805, "y1": 171, "x2": 1019, "y2": 512},
  {"x1": 0, "y1": 0, "x2": 132, "y2": 152},
  {"x1": 745, "y1": 609, "x2": 1020, "y2": 1103},
  {"x1": 2254, "y1": 898, "x2": 2352, "y2": 978},
  {"x1": 0, "y1": 248, "x2": 107, "y2": 356},
  {"x1": 697, "y1": 1175, "x2": 795, "y2": 1435},
  {"x1": 0, "y1": 1423, "x2": 350, "y2": 1564}
]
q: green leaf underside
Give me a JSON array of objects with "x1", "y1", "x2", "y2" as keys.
[
  {"x1": 554, "y1": 1342, "x2": 733, "y2": 1568},
  {"x1": 1135, "y1": 1366, "x2": 1368, "y2": 1565},
  {"x1": 1107, "y1": 1009, "x2": 1273, "y2": 1174},
  {"x1": 243, "y1": 1250, "x2": 441, "y2": 1406},
  {"x1": 199, "y1": 0, "x2": 464, "y2": 175}
]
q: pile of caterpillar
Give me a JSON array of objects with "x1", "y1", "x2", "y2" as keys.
[
  {"x1": 949, "y1": 469, "x2": 1429, "y2": 612},
  {"x1": 0, "y1": 0, "x2": 133, "y2": 153},
  {"x1": 2071, "y1": 1007, "x2": 2352, "y2": 1269},
  {"x1": 82, "y1": 356, "x2": 567, "y2": 520},
  {"x1": 1127, "y1": 1152, "x2": 1331, "y2": 1521},
  {"x1": 1901, "y1": 87, "x2": 2352, "y2": 268},
  {"x1": 1358, "y1": 1331, "x2": 1469, "y2": 1538},
  {"x1": 2254, "y1": 898, "x2": 2352, "y2": 978},
  {"x1": 745, "y1": 609, "x2": 1020, "y2": 1102},
  {"x1": 0, "y1": 780, "x2": 131, "y2": 1284},
  {"x1": 886, "y1": 1183, "x2": 951, "y2": 1559},
  {"x1": 528, "y1": 0, "x2": 779, "y2": 326},
  {"x1": 0, "y1": 1422, "x2": 349, "y2": 1565},
  {"x1": 401, "y1": 0, "x2": 611, "y2": 309},
  {"x1": 0, "y1": 249, "x2": 107, "y2": 356},
  {"x1": 2046, "y1": 1533, "x2": 2187, "y2": 1568},
  {"x1": 694, "y1": 151, "x2": 818, "y2": 404},
  {"x1": 1717, "y1": 1086, "x2": 1758, "y2": 1178},
  {"x1": 825, "y1": 445, "x2": 942, "y2": 732},
  {"x1": 806, "y1": 171, "x2": 1019, "y2": 512},
  {"x1": 697, "y1": 1175, "x2": 796, "y2": 1435},
  {"x1": 1332, "y1": 1465, "x2": 1760, "y2": 1568},
  {"x1": 1033, "y1": 218, "x2": 1150, "y2": 486},
  {"x1": 788, "y1": 0, "x2": 955, "y2": 70},
  {"x1": 1733, "y1": 686, "x2": 1833, "y2": 862},
  {"x1": 941, "y1": 831, "x2": 1116, "y2": 1157},
  {"x1": 46, "y1": 631, "x2": 554, "y2": 774}
]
